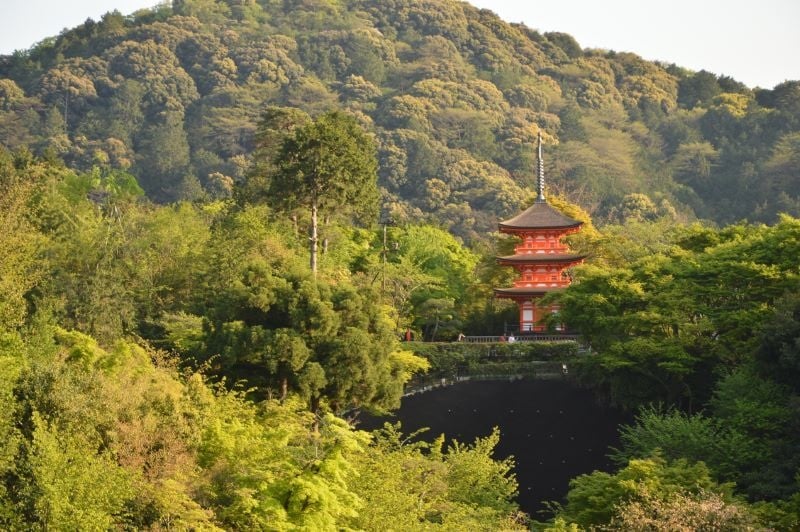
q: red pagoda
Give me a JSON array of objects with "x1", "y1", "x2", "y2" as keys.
[{"x1": 494, "y1": 133, "x2": 585, "y2": 333}]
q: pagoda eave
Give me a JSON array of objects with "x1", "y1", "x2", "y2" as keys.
[
  {"x1": 498, "y1": 223, "x2": 582, "y2": 234},
  {"x1": 498, "y1": 199, "x2": 584, "y2": 232},
  {"x1": 496, "y1": 254, "x2": 586, "y2": 266},
  {"x1": 494, "y1": 286, "x2": 565, "y2": 299}
]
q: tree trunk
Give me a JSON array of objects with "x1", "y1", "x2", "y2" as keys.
[
  {"x1": 310, "y1": 201, "x2": 318, "y2": 274},
  {"x1": 281, "y1": 377, "x2": 288, "y2": 401},
  {"x1": 431, "y1": 315, "x2": 440, "y2": 342},
  {"x1": 310, "y1": 395, "x2": 321, "y2": 434}
]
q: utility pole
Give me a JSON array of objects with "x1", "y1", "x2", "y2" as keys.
[{"x1": 381, "y1": 218, "x2": 395, "y2": 296}]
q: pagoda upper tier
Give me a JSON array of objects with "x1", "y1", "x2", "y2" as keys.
[{"x1": 498, "y1": 201, "x2": 583, "y2": 233}]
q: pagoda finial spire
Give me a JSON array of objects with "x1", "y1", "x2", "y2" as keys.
[{"x1": 536, "y1": 130, "x2": 546, "y2": 203}]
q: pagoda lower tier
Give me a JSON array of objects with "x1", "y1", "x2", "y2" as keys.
[{"x1": 494, "y1": 252, "x2": 585, "y2": 332}]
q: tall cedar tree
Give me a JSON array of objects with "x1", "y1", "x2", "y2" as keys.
[{"x1": 268, "y1": 111, "x2": 379, "y2": 273}]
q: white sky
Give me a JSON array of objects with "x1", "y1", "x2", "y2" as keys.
[
  {"x1": 1, "y1": 0, "x2": 798, "y2": 89},
  {"x1": 0, "y1": 0, "x2": 159, "y2": 51},
  {"x1": 466, "y1": 0, "x2": 799, "y2": 89}
]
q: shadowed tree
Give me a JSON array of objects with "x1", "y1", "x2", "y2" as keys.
[
  {"x1": 267, "y1": 111, "x2": 379, "y2": 274},
  {"x1": 238, "y1": 106, "x2": 311, "y2": 206}
]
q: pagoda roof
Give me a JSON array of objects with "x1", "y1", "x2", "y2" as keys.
[
  {"x1": 499, "y1": 201, "x2": 583, "y2": 231},
  {"x1": 494, "y1": 286, "x2": 564, "y2": 297},
  {"x1": 497, "y1": 253, "x2": 586, "y2": 264}
]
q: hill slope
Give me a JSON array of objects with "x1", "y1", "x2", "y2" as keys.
[{"x1": 1, "y1": 0, "x2": 798, "y2": 238}]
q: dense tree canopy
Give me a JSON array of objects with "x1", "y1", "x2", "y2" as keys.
[
  {"x1": 540, "y1": 215, "x2": 800, "y2": 529},
  {"x1": 0, "y1": 150, "x2": 527, "y2": 529}
]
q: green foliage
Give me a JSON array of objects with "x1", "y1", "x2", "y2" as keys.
[
  {"x1": 445, "y1": 428, "x2": 519, "y2": 513},
  {"x1": 554, "y1": 455, "x2": 735, "y2": 529},
  {"x1": 0, "y1": 317, "x2": 525, "y2": 529},
  {"x1": 1, "y1": 153, "x2": 438, "y2": 416},
  {"x1": 268, "y1": 110, "x2": 379, "y2": 220},
  {"x1": 1, "y1": 4, "x2": 799, "y2": 527},
  {"x1": 678, "y1": 70, "x2": 722, "y2": 109},
  {"x1": 385, "y1": 224, "x2": 482, "y2": 337},
  {"x1": 265, "y1": 110, "x2": 379, "y2": 272},
  {"x1": 613, "y1": 406, "x2": 722, "y2": 466},
  {"x1": 239, "y1": 105, "x2": 311, "y2": 205},
  {"x1": 195, "y1": 392, "x2": 367, "y2": 529},
  {"x1": 27, "y1": 412, "x2": 134, "y2": 529},
  {"x1": 405, "y1": 341, "x2": 578, "y2": 377},
  {"x1": 130, "y1": 203, "x2": 417, "y2": 412},
  {"x1": 562, "y1": 215, "x2": 800, "y2": 517},
  {"x1": 43, "y1": 188, "x2": 212, "y2": 342},
  {"x1": 346, "y1": 423, "x2": 526, "y2": 530},
  {"x1": 556, "y1": 216, "x2": 800, "y2": 409},
  {"x1": 707, "y1": 367, "x2": 800, "y2": 500},
  {"x1": 757, "y1": 290, "x2": 800, "y2": 391},
  {"x1": 0, "y1": 155, "x2": 48, "y2": 330},
  {"x1": 3, "y1": 325, "x2": 216, "y2": 529},
  {"x1": 610, "y1": 405, "x2": 764, "y2": 489}
]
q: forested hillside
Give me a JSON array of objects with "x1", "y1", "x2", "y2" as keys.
[{"x1": 1, "y1": 0, "x2": 799, "y2": 241}]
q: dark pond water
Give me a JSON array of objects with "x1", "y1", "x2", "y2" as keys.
[{"x1": 356, "y1": 378, "x2": 629, "y2": 518}]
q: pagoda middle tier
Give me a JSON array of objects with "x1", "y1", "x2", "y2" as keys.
[{"x1": 494, "y1": 204, "x2": 585, "y2": 296}]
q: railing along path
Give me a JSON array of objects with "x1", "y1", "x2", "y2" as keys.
[{"x1": 461, "y1": 334, "x2": 580, "y2": 343}]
